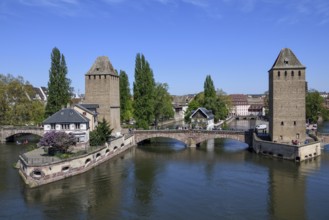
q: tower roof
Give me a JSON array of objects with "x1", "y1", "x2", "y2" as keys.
[
  {"x1": 271, "y1": 48, "x2": 305, "y2": 69},
  {"x1": 85, "y1": 56, "x2": 117, "y2": 76}
]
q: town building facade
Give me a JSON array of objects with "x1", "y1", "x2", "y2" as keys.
[
  {"x1": 190, "y1": 107, "x2": 214, "y2": 130},
  {"x1": 43, "y1": 108, "x2": 90, "y2": 144}
]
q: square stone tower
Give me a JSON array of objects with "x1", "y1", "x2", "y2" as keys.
[
  {"x1": 84, "y1": 56, "x2": 121, "y2": 133},
  {"x1": 269, "y1": 48, "x2": 306, "y2": 143}
]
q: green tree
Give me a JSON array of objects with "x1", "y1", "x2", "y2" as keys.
[
  {"x1": 89, "y1": 118, "x2": 113, "y2": 146},
  {"x1": 306, "y1": 90, "x2": 328, "y2": 123},
  {"x1": 133, "y1": 53, "x2": 155, "y2": 129},
  {"x1": 184, "y1": 93, "x2": 204, "y2": 123},
  {"x1": 45, "y1": 47, "x2": 72, "y2": 117},
  {"x1": 154, "y1": 83, "x2": 174, "y2": 126},
  {"x1": 203, "y1": 75, "x2": 219, "y2": 120},
  {"x1": 119, "y1": 70, "x2": 133, "y2": 123},
  {"x1": 0, "y1": 73, "x2": 45, "y2": 125}
]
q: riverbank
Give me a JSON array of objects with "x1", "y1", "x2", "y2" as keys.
[{"x1": 17, "y1": 134, "x2": 135, "y2": 188}]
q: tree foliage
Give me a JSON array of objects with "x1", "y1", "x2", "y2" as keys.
[
  {"x1": 119, "y1": 70, "x2": 133, "y2": 123},
  {"x1": 0, "y1": 73, "x2": 45, "y2": 125},
  {"x1": 45, "y1": 47, "x2": 72, "y2": 117},
  {"x1": 39, "y1": 131, "x2": 76, "y2": 155},
  {"x1": 89, "y1": 118, "x2": 113, "y2": 146},
  {"x1": 184, "y1": 75, "x2": 230, "y2": 123},
  {"x1": 306, "y1": 90, "x2": 329, "y2": 123},
  {"x1": 154, "y1": 83, "x2": 174, "y2": 126},
  {"x1": 133, "y1": 53, "x2": 155, "y2": 129}
]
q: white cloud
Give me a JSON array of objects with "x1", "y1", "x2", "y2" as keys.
[{"x1": 182, "y1": 0, "x2": 209, "y2": 8}]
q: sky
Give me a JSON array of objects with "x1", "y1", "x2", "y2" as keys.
[{"x1": 1, "y1": 0, "x2": 329, "y2": 96}]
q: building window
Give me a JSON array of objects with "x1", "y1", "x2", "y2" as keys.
[
  {"x1": 291, "y1": 71, "x2": 294, "y2": 77},
  {"x1": 93, "y1": 75, "x2": 96, "y2": 79},
  {"x1": 51, "y1": 124, "x2": 55, "y2": 129},
  {"x1": 278, "y1": 71, "x2": 280, "y2": 77},
  {"x1": 75, "y1": 123, "x2": 80, "y2": 129},
  {"x1": 284, "y1": 71, "x2": 287, "y2": 77},
  {"x1": 280, "y1": 135, "x2": 283, "y2": 140},
  {"x1": 294, "y1": 121, "x2": 296, "y2": 126},
  {"x1": 281, "y1": 121, "x2": 284, "y2": 126},
  {"x1": 298, "y1": 71, "x2": 301, "y2": 76},
  {"x1": 296, "y1": 133, "x2": 300, "y2": 139}
]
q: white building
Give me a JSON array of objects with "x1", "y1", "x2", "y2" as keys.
[
  {"x1": 43, "y1": 108, "x2": 90, "y2": 144},
  {"x1": 190, "y1": 107, "x2": 214, "y2": 130},
  {"x1": 229, "y1": 94, "x2": 250, "y2": 116}
]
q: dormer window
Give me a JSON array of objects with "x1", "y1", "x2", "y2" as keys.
[
  {"x1": 284, "y1": 58, "x2": 289, "y2": 64},
  {"x1": 96, "y1": 68, "x2": 99, "y2": 71}
]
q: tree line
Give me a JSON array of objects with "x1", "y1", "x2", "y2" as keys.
[{"x1": 1, "y1": 47, "x2": 328, "y2": 128}]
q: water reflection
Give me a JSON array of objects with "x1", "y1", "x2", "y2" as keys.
[{"x1": 1, "y1": 136, "x2": 328, "y2": 219}]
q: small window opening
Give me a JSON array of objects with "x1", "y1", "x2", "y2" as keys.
[
  {"x1": 278, "y1": 71, "x2": 280, "y2": 77},
  {"x1": 294, "y1": 121, "x2": 296, "y2": 126},
  {"x1": 291, "y1": 71, "x2": 294, "y2": 77},
  {"x1": 281, "y1": 121, "x2": 284, "y2": 126},
  {"x1": 284, "y1": 71, "x2": 287, "y2": 77}
]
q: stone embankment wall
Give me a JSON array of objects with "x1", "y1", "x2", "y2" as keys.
[
  {"x1": 252, "y1": 134, "x2": 321, "y2": 162},
  {"x1": 18, "y1": 135, "x2": 135, "y2": 188}
]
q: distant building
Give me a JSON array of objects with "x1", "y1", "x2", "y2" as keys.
[
  {"x1": 83, "y1": 56, "x2": 121, "y2": 133},
  {"x1": 30, "y1": 86, "x2": 48, "y2": 103},
  {"x1": 190, "y1": 107, "x2": 214, "y2": 130},
  {"x1": 248, "y1": 104, "x2": 265, "y2": 117},
  {"x1": 172, "y1": 94, "x2": 195, "y2": 121},
  {"x1": 229, "y1": 94, "x2": 250, "y2": 116},
  {"x1": 43, "y1": 108, "x2": 90, "y2": 145},
  {"x1": 269, "y1": 48, "x2": 306, "y2": 143}
]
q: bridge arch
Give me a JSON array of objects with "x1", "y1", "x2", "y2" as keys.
[
  {"x1": 1, "y1": 127, "x2": 44, "y2": 142},
  {"x1": 133, "y1": 130, "x2": 251, "y2": 147}
]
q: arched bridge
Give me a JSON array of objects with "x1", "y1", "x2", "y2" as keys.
[
  {"x1": 0, "y1": 126, "x2": 44, "y2": 142},
  {"x1": 133, "y1": 129, "x2": 253, "y2": 147}
]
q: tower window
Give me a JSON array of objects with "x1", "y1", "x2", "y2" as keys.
[
  {"x1": 294, "y1": 121, "x2": 296, "y2": 126},
  {"x1": 291, "y1": 71, "x2": 294, "y2": 77},
  {"x1": 281, "y1": 121, "x2": 284, "y2": 126},
  {"x1": 99, "y1": 75, "x2": 101, "y2": 79},
  {"x1": 298, "y1": 71, "x2": 301, "y2": 78},
  {"x1": 284, "y1": 71, "x2": 287, "y2": 77},
  {"x1": 278, "y1": 71, "x2": 280, "y2": 77}
]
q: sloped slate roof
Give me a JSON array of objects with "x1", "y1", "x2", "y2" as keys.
[
  {"x1": 75, "y1": 104, "x2": 98, "y2": 116},
  {"x1": 190, "y1": 107, "x2": 214, "y2": 120},
  {"x1": 85, "y1": 56, "x2": 117, "y2": 76},
  {"x1": 43, "y1": 108, "x2": 89, "y2": 124},
  {"x1": 271, "y1": 48, "x2": 305, "y2": 69}
]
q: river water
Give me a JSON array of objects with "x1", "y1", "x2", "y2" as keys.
[{"x1": 1, "y1": 122, "x2": 329, "y2": 219}]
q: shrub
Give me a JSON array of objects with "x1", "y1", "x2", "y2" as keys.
[{"x1": 39, "y1": 131, "x2": 77, "y2": 155}]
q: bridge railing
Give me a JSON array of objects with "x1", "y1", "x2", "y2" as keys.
[
  {"x1": 20, "y1": 154, "x2": 59, "y2": 166},
  {"x1": 132, "y1": 129, "x2": 248, "y2": 135}
]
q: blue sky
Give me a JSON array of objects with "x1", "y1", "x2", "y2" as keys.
[{"x1": 1, "y1": 0, "x2": 329, "y2": 95}]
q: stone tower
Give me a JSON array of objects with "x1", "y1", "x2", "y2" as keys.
[
  {"x1": 84, "y1": 56, "x2": 121, "y2": 132},
  {"x1": 269, "y1": 48, "x2": 306, "y2": 143}
]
